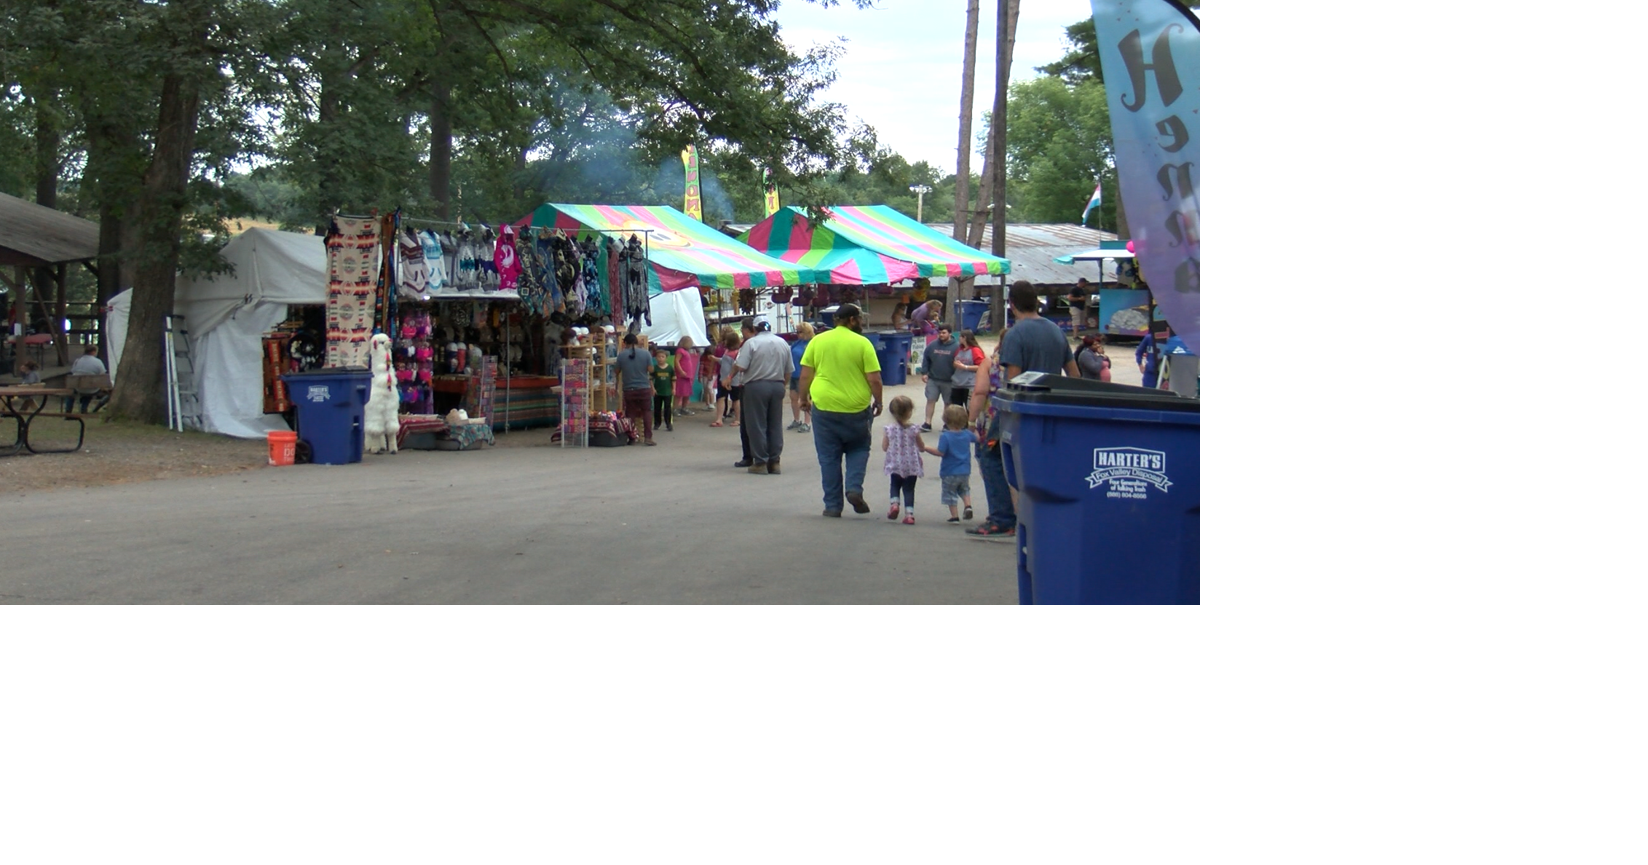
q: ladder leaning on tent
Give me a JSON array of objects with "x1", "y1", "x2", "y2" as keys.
[{"x1": 164, "y1": 314, "x2": 201, "y2": 431}]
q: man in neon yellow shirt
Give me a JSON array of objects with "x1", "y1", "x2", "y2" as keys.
[{"x1": 798, "y1": 302, "x2": 884, "y2": 517}]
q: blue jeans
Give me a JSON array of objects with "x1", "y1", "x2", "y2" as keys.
[
  {"x1": 975, "y1": 439, "x2": 1015, "y2": 530},
  {"x1": 811, "y1": 406, "x2": 873, "y2": 512}
]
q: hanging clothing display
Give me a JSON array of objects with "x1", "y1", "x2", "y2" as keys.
[
  {"x1": 441, "y1": 232, "x2": 458, "y2": 287},
  {"x1": 325, "y1": 214, "x2": 379, "y2": 368},
  {"x1": 515, "y1": 227, "x2": 545, "y2": 314},
  {"x1": 580, "y1": 237, "x2": 605, "y2": 315},
  {"x1": 495, "y1": 224, "x2": 522, "y2": 291},
  {"x1": 452, "y1": 230, "x2": 479, "y2": 291},
  {"x1": 552, "y1": 234, "x2": 581, "y2": 317},
  {"x1": 398, "y1": 228, "x2": 428, "y2": 299},
  {"x1": 535, "y1": 229, "x2": 561, "y2": 311},
  {"x1": 477, "y1": 227, "x2": 499, "y2": 291},
  {"x1": 607, "y1": 240, "x2": 623, "y2": 326},
  {"x1": 420, "y1": 230, "x2": 447, "y2": 292},
  {"x1": 620, "y1": 234, "x2": 651, "y2": 329}
]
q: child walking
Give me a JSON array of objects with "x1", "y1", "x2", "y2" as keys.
[
  {"x1": 936, "y1": 404, "x2": 977, "y2": 522},
  {"x1": 699, "y1": 345, "x2": 718, "y2": 412},
  {"x1": 882, "y1": 395, "x2": 942, "y2": 525},
  {"x1": 651, "y1": 346, "x2": 676, "y2": 432},
  {"x1": 673, "y1": 336, "x2": 698, "y2": 416}
]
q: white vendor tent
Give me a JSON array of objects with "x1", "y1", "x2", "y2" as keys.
[
  {"x1": 639, "y1": 286, "x2": 708, "y2": 348},
  {"x1": 106, "y1": 228, "x2": 327, "y2": 438}
]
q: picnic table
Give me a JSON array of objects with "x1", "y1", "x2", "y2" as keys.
[{"x1": 0, "y1": 386, "x2": 86, "y2": 456}]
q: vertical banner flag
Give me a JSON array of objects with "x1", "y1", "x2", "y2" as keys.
[
  {"x1": 763, "y1": 168, "x2": 781, "y2": 217},
  {"x1": 1090, "y1": 0, "x2": 1199, "y2": 354},
  {"x1": 1079, "y1": 181, "x2": 1103, "y2": 225},
  {"x1": 682, "y1": 145, "x2": 703, "y2": 222}
]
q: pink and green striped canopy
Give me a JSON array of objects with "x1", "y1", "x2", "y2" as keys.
[
  {"x1": 516, "y1": 203, "x2": 827, "y2": 290},
  {"x1": 740, "y1": 205, "x2": 1011, "y2": 282}
]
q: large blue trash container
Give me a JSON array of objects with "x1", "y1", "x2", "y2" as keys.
[
  {"x1": 818, "y1": 305, "x2": 840, "y2": 328},
  {"x1": 282, "y1": 368, "x2": 372, "y2": 465},
  {"x1": 957, "y1": 299, "x2": 989, "y2": 333},
  {"x1": 868, "y1": 331, "x2": 907, "y2": 385},
  {"x1": 884, "y1": 331, "x2": 913, "y2": 376},
  {"x1": 994, "y1": 373, "x2": 1200, "y2": 604}
]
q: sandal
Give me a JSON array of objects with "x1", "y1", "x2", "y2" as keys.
[{"x1": 709, "y1": 421, "x2": 724, "y2": 427}]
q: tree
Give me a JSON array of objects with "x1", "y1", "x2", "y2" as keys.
[{"x1": 1003, "y1": 75, "x2": 1117, "y2": 232}]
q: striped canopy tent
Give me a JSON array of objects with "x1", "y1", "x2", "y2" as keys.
[
  {"x1": 740, "y1": 205, "x2": 1011, "y2": 282},
  {"x1": 515, "y1": 203, "x2": 826, "y2": 291}
]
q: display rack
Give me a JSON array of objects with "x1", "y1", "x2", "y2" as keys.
[{"x1": 560, "y1": 348, "x2": 592, "y2": 448}]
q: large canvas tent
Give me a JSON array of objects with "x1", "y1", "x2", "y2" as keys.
[
  {"x1": 107, "y1": 228, "x2": 327, "y2": 439},
  {"x1": 739, "y1": 205, "x2": 1012, "y2": 282},
  {"x1": 515, "y1": 203, "x2": 828, "y2": 290}
]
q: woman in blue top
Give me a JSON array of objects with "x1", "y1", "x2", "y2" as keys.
[{"x1": 787, "y1": 322, "x2": 814, "y2": 432}]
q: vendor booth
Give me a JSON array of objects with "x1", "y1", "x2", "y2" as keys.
[
  {"x1": 512, "y1": 203, "x2": 828, "y2": 446},
  {"x1": 1058, "y1": 246, "x2": 1149, "y2": 337},
  {"x1": 738, "y1": 205, "x2": 1011, "y2": 329}
]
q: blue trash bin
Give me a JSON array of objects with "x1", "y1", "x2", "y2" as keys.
[
  {"x1": 282, "y1": 368, "x2": 372, "y2": 465},
  {"x1": 869, "y1": 331, "x2": 907, "y2": 385},
  {"x1": 993, "y1": 373, "x2": 1200, "y2": 604},
  {"x1": 957, "y1": 299, "x2": 988, "y2": 333},
  {"x1": 818, "y1": 305, "x2": 840, "y2": 328},
  {"x1": 884, "y1": 331, "x2": 913, "y2": 376}
]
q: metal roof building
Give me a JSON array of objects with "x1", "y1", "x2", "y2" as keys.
[
  {"x1": 0, "y1": 191, "x2": 100, "y2": 268},
  {"x1": 925, "y1": 223, "x2": 1122, "y2": 287}
]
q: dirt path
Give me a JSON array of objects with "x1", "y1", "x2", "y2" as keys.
[{"x1": 1, "y1": 417, "x2": 268, "y2": 495}]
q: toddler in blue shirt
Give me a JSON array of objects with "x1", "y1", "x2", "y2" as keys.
[{"x1": 935, "y1": 405, "x2": 977, "y2": 522}]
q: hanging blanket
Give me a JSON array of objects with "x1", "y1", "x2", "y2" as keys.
[{"x1": 326, "y1": 215, "x2": 378, "y2": 368}]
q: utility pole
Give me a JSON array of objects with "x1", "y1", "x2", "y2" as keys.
[{"x1": 909, "y1": 185, "x2": 931, "y2": 223}]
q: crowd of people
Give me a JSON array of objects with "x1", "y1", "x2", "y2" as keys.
[{"x1": 629, "y1": 278, "x2": 1134, "y2": 539}]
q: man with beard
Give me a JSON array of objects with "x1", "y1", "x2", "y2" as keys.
[{"x1": 797, "y1": 303, "x2": 884, "y2": 517}]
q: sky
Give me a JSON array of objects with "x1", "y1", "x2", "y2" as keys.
[{"x1": 770, "y1": 0, "x2": 1103, "y2": 173}]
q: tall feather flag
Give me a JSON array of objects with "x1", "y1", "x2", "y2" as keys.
[
  {"x1": 682, "y1": 145, "x2": 703, "y2": 221},
  {"x1": 763, "y1": 168, "x2": 781, "y2": 217},
  {"x1": 1079, "y1": 181, "x2": 1103, "y2": 225},
  {"x1": 1090, "y1": 0, "x2": 1199, "y2": 355}
]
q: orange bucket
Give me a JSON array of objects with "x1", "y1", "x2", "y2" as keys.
[{"x1": 267, "y1": 430, "x2": 298, "y2": 466}]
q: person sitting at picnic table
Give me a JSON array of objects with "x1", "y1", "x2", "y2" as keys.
[{"x1": 63, "y1": 346, "x2": 107, "y2": 414}]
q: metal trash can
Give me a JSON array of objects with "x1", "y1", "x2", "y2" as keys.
[
  {"x1": 281, "y1": 368, "x2": 372, "y2": 465},
  {"x1": 993, "y1": 373, "x2": 1200, "y2": 604}
]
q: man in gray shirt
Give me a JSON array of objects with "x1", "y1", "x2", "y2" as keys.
[
  {"x1": 614, "y1": 333, "x2": 658, "y2": 445},
  {"x1": 919, "y1": 325, "x2": 958, "y2": 430},
  {"x1": 1000, "y1": 281, "x2": 1079, "y2": 379},
  {"x1": 732, "y1": 318, "x2": 795, "y2": 474}
]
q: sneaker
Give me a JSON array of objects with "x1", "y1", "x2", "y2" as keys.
[
  {"x1": 797, "y1": 422, "x2": 810, "y2": 433},
  {"x1": 822, "y1": 509, "x2": 842, "y2": 518},
  {"x1": 644, "y1": 439, "x2": 657, "y2": 446},
  {"x1": 963, "y1": 506, "x2": 974, "y2": 520},
  {"x1": 786, "y1": 420, "x2": 800, "y2": 430},
  {"x1": 902, "y1": 516, "x2": 915, "y2": 525},
  {"x1": 679, "y1": 408, "x2": 694, "y2": 416},
  {"x1": 966, "y1": 522, "x2": 1015, "y2": 536},
  {"x1": 920, "y1": 422, "x2": 932, "y2": 431},
  {"x1": 734, "y1": 459, "x2": 753, "y2": 468},
  {"x1": 887, "y1": 504, "x2": 900, "y2": 520},
  {"x1": 666, "y1": 425, "x2": 673, "y2": 431},
  {"x1": 846, "y1": 491, "x2": 870, "y2": 514},
  {"x1": 947, "y1": 517, "x2": 960, "y2": 523}
]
